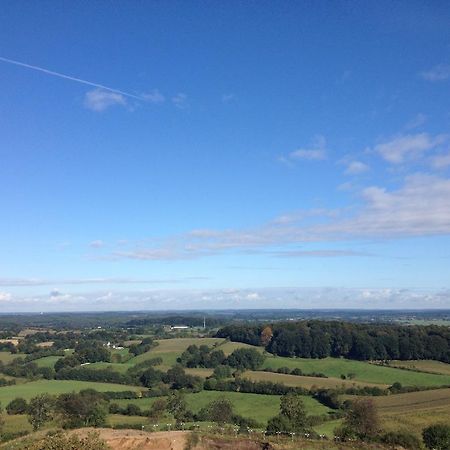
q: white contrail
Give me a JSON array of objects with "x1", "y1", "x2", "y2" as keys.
[{"x1": 0, "y1": 56, "x2": 142, "y2": 100}]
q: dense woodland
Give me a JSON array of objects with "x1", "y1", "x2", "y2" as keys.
[{"x1": 216, "y1": 321, "x2": 450, "y2": 362}]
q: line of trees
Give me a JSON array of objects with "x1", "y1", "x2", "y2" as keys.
[{"x1": 217, "y1": 321, "x2": 450, "y2": 362}]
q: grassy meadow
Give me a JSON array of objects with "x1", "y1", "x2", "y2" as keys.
[
  {"x1": 262, "y1": 355, "x2": 450, "y2": 387},
  {"x1": 384, "y1": 359, "x2": 450, "y2": 376},
  {"x1": 242, "y1": 370, "x2": 387, "y2": 389},
  {"x1": 0, "y1": 380, "x2": 141, "y2": 405},
  {"x1": 115, "y1": 390, "x2": 331, "y2": 425}
]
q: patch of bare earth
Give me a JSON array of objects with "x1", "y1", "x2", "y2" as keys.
[{"x1": 76, "y1": 429, "x2": 189, "y2": 450}]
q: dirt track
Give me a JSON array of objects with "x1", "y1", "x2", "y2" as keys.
[{"x1": 77, "y1": 429, "x2": 189, "y2": 450}]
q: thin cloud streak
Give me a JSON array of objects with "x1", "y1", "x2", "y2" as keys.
[
  {"x1": 0, "y1": 277, "x2": 210, "y2": 287},
  {"x1": 0, "y1": 56, "x2": 143, "y2": 100}
]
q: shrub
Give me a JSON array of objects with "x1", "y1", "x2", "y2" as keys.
[
  {"x1": 422, "y1": 423, "x2": 450, "y2": 450},
  {"x1": 6, "y1": 397, "x2": 28, "y2": 415}
]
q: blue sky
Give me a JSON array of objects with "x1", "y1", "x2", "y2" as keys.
[{"x1": 1, "y1": 1, "x2": 450, "y2": 311}]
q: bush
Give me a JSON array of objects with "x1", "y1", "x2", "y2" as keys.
[
  {"x1": 24, "y1": 431, "x2": 109, "y2": 449},
  {"x1": 422, "y1": 423, "x2": 450, "y2": 450},
  {"x1": 6, "y1": 397, "x2": 28, "y2": 415},
  {"x1": 226, "y1": 348, "x2": 265, "y2": 370},
  {"x1": 380, "y1": 431, "x2": 422, "y2": 450}
]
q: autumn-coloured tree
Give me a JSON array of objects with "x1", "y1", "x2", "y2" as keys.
[{"x1": 260, "y1": 326, "x2": 273, "y2": 346}]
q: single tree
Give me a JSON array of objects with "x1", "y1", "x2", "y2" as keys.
[
  {"x1": 339, "y1": 398, "x2": 379, "y2": 440},
  {"x1": 27, "y1": 394, "x2": 54, "y2": 431},
  {"x1": 280, "y1": 393, "x2": 307, "y2": 432},
  {"x1": 206, "y1": 397, "x2": 234, "y2": 424}
]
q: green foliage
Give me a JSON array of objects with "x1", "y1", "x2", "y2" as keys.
[
  {"x1": 422, "y1": 423, "x2": 450, "y2": 450},
  {"x1": 27, "y1": 394, "x2": 54, "y2": 431},
  {"x1": 218, "y1": 320, "x2": 450, "y2": 363},
  {"x1": 56, "y1": 389, "x2": 107, "y2": 428},
  {"x1": 212, "y1": 365, "x2": 233, "y2": 379},
  {"x1": 167, "y1": 391, "x2": 191, "y2": 422},
  {"x1": 6, "y1": 397, "x2": 28, "y2": 415},
  {"x1": 163, "y1": 365, "x2": 203, "y2": 390},
  {"x1": 379, "y1": 431, "x2": 422, "y2": 450},
  {"x1": 338, "y1": 398, "x2": 379, "y2": 440},
  {"x1": 198, "y1": 397, "x2": 234, "y2": 424},
  {"x1": 148, "y1": 398, "x2": 167, "y2": 422},
  {"x1": 266, "y1": 414, "x2": 294, "y2": 434},
  {"x1": 139, "y1": 367, "x2": 163, "y2": 387},
  {"x1": 266, "y1": 393, "x2": 308, "y2": 434},
  {"x1": 0, "y1": 402, "x2": 4, "y2": 434},
  {"x1": 226, "y1": 348, "x2": 265, "y2": 370},
  {"x1": 177, "y1": 345, "x2": 226, "y2": 368}
]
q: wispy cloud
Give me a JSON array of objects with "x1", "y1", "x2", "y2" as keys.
[
  {"x1": 172, "y1": 93, "x2": 188, "y2": 109},
  {"x1": 222, "y1": 93, "x2": 236, "y2": 103},
  {"x1": 1, "y1": 287, "x2": 449, "y2": 311},
  {"x1": 420, "y1": 64, "x2": 450, "y2": 81},
  {"x1": 142, "y1": 89, "x2": 165, "y2": 103},
  {"x1": 89, "y1": 240, "x2": 105, "y2": 248},
  {"x1": 108, "y1": 173, "x2": 450, "y2": 261},
  {"x1": 404, "y1": 113, "x2": 427, "y2": 130},
  {"x1": 374, "y1": 133, "x2": 448, "y2": 164},
  {"x1": 281, "y1": 135, "x2": 328, "y2": 164},
  {"x1": 0, "y1": 277, "x2": 208, "y2": 287},
  {"x1": 345, "y1": 161, "x2": 369, "y2": 175},
  {"x1": 290, "y1": 135, "x2": 327, "y2": 160},
  {"x1": 84, "y1": 89, "x2": 128, "y2": 111},
  {"x1": 431, "y1": 153, "x2": 450, "y2": 169},
  {"x1": 269, "y1": 249, "x2": 372, "y2": 258}
]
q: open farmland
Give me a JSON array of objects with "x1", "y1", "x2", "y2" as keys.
[
  {"x1": 261, "y1": 355, "x2": 450, "y2": 387},
  {"x1": 346, "y1": 388, "x2": 450, "y2": 437},
  {"x1": 217, "y1": 341, "x2": 265, "y2": 355},
  {"x1": 384, "y1": 360, "x2": 450, "y2": 376},
  {"x1": 0, "y1": 379, "x2": 141, "y2": 405},
  {"x1": 33, "y1": 355, "x2": 62, "y2": 368},
  {"x1": 116, "y1": 390, "x2": 331, "y2": 425},
  {"x1": 0, "y1": 352, "x2": 22, "y2": 364},
  {"x1": 128, "y1": 338, "x2": 225, "y2": 366},
  {"x1": 243, "y1": 370, "x2": 388, "y2": 389},
  {"x1": 2, "y1": 414, "x2": 32, "y2": 434}
]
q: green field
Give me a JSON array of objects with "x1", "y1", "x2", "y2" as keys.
[
  {"x1": 2, "y1": 414, "x2": 33, "y2": 434},
  {"x1": 384, "y1": 360, "x2": 450, "y2": 376},
  {"x1": 0, "y1": 352, "x2": 23, "y2": 364},
  {"x1": 33, "y1": 355, "x2": 62, "y2": 368},
  {"x1": 116, "y1": 390, "x2": 331, "y2": 425},
  {"x1": 313, "y1": 419, "x2": 342, "y2": 438},
  {"x1": 261, "y1": 356, "x2": 450, "y2": 387},
  {"x1": 243, "y1": 370, "x2": 386, "y2": 389},
  {"x1": 217, "y1": 341, "x2": 264, "y2": 355},
  {"x1": 0, "y1": 380, "x2": 142, "y2": 405},
  {"x1": 127, "y1": 338, "x2": 225, "y2": 366}
]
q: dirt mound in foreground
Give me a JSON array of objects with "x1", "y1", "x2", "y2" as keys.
[{"x1": 77, "y1": 429, "x2": 189, "y2": 450}]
